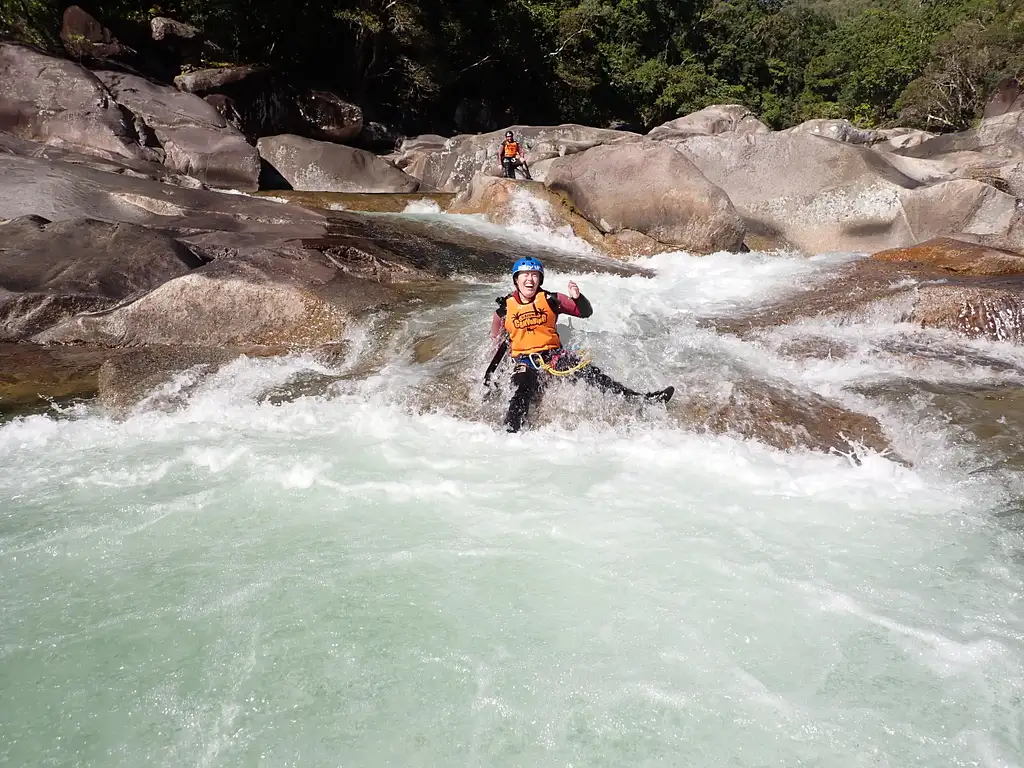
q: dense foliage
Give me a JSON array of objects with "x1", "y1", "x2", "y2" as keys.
[{"x1": 3, "y1": 0, "x2": 1023, "y2": 134}]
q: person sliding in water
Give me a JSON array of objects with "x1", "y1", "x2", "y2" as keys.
[
  {"x1": 484, "y1": 257, "x2": 674, "y2": 433},
  {"x1": 497, "y1": 131, "x2": 531, "y2": 179}
]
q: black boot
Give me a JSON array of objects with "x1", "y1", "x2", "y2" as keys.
[{"x1": 644, "y1": 386, "x2": 674, "y2": 403}]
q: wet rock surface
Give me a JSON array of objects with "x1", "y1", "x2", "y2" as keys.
[
  {"x1": 97, "y1": 344, "x2": 281, "y2": 413},
  {"x1": 257, "y1": 190, "x2": 455, "y2": 213},
  {"x1": 708, "y1": 248, "x2": 1024, "y2": 346},
  {"x1": 449, "y1": 175, "x2": 666, "y2": 257},
  {"x1": 676, "y1": 374, "x2": 898, "y2": 459},
  {"x1": 0, "y1": 216, "x2": 204, "y2": 341},
  {"x1": 0, "y1": 342, "x2": 114, "y2": 415},
  {"x1": 870, "y1": 238, "x2": 1024, "y2": 276}
]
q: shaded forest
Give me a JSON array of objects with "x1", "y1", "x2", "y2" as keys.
[{"x1": 3, "y1": 0, "x2": 1023, "y2": 135}]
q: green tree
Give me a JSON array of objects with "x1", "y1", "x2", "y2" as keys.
[
  {"x1": 3, "y1": 0, "x2": 1022, "y2": 136},
  {"x1": 898, "y1": 0, "x2": 1024, "y2": 129},
  {"x1": 800, "y1": 7, "x2": 936, "y2": 126}
]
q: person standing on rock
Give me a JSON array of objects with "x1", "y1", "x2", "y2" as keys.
[
  {"x1": 497, "y1": 131, "x2": 531, "y2": 179},
  {"x1": 484, "y1": 257, "x2": 674, "y2": 433}
]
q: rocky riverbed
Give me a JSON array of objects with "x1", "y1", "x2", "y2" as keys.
[{"x1": 3, "y1": 12, "x2": 1024, "y2": 463}]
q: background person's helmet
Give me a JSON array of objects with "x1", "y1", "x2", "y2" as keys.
[
  {"x1": 511, "y1": 257, "x2": 544, "y2": 285},
  {"x1": 506, "y1": 131, "x2": 514, "y2": 139}
]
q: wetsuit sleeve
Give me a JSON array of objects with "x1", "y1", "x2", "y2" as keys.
[
  {"x1": 553, "y1": 292, "x2": 593, "y2": 318},
  {"x1": 490, "y1": 311, "x2": 505, "y2": 340}
]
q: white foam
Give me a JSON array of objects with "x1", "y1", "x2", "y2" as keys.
[
  {"x1": 502, "y1": 187, "x2": 599, "y2": 255},
  {"x1": 393, "y1": 190, "x2": 599, "y2": 256},
  {"x1": 402, "y1": 199, "x2": 443, "y2": 214}
]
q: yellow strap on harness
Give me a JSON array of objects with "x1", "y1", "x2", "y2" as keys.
[{"x1": 528, "y1": 351, "x2": 591, "y2": 377}]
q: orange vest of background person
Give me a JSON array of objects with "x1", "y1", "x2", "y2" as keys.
[
  {"x1": 502, "y1": 140, "x2": 520, "y2": 158},
  {"x1": 503, "y1": 291, "x2": 562, "y2": 356}
]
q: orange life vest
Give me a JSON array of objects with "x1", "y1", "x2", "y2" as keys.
[
  {"x1": 502, "y1": 140, "x2": 520, "y2": 158},
  {"x1": 503, "y1": 291, "x2": 561, "y2": 356}
]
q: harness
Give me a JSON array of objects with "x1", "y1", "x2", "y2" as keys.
[{"x1": 513, "y1": 348, "x2": 591, "y2": 377}]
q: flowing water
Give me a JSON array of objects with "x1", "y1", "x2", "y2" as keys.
[{"x1": 2, "y1": 201, "x2": 1024, "y2": 767}]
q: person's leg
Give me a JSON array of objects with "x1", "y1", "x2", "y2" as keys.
[
  {"x1": 578, "y1": 364, "x2": 643, "y2": 397},
  {"x1": 504, "y1": 366, "x2": 541, "y2": 432},
  {"x1": 577, "y1": 364, "x2": 674, "y2": 402},
  {"x1": 503, "y1": 158, "x2": 515, "y2": 178}
]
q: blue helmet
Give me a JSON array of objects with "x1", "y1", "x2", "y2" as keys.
[{"x1": 511, "y1": 257, "x2": 544, "y2": 285}]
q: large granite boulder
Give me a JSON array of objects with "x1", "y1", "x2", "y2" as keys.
[
  {"x1": 785, "y1": 118, "x2": 880, "y2": 145},
  {"x1": 0, "y1": 152, "x2": 326, "y2": 234},
  {"x1": 984, "y1": 78, "x2": 1024, "y2": 119},
  {"x1": 544, "y1": 142, "x2": 746, "y2": 254},
  {"x1": 59, "y1": 5, "x2": 130, "y2": 61},
  {"x1": 0, "y1": 42, "x2": 143, "y2": 161},
  {"x1": 648, "y1": 105, "x2": 770, "y2": 142},
  {"x1": 676, "y1": 131, "x2": 1019, "y2": 253},
  {"x1": 257, "y1": 134, "x2": 420, "y2": 193},
  {"x1": 0, "y1": 216, "x2": 203, "y2": 341},
  {"x1": 96, "y1": 70, "x2": 260, "y2": 191},
  {"x1": 35, "y1": 252, "x2": 393, "y2": 348}
]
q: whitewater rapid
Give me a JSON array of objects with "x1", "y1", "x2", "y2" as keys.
[{"x1": 2, "y1": 206, "x2": 1023, "y2": 767}]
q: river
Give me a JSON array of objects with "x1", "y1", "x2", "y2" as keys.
[{"x1": 2, "y1": 203, "x2": 1022, "y2": 767}]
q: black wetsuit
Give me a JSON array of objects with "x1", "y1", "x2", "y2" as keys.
[{"x1": 502, "y1": 156, "x2": 520, "y2": 178}]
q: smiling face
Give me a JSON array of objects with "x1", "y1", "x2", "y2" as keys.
[{"x1": 514, "y1": 270, "x2": 541, "y2": 300}]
